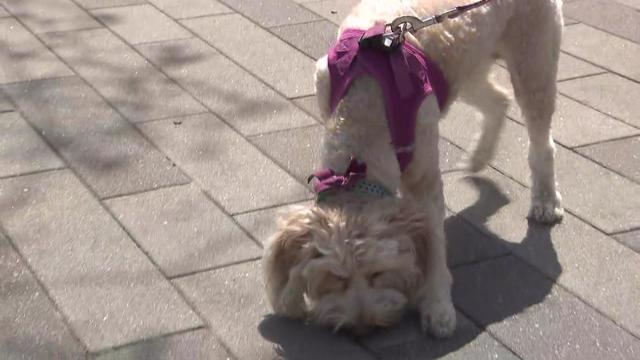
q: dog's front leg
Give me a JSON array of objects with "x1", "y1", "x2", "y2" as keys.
[
  {"x1": 418, "y1": 189, "x2": 456, "y2": 338},
  {"x1": 404, "y1": 172, "x2": 456, "y2": 338}
]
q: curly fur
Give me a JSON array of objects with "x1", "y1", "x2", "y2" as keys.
[{"x1": 264, "y1": 0, "x2": 564, "y2": 338}]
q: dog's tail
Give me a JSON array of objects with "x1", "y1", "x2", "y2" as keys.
[{"x1": 314, "y1": 56, "x2": 332, "y2": 122}]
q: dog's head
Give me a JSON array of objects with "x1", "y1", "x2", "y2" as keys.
[{"x1": 263, "y1": 197, "x2": 431, "y2": 334}]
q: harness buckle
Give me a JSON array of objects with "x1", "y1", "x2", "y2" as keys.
[{"x1": 358, "y1": 29, "x2": 404, "y2": 52}]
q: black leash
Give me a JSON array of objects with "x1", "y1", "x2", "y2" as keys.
[{"x1": 359, "y1": 0, "x2": 493, "y2": 52}]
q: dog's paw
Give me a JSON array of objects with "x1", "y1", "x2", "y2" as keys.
[
  {"x1": 420, "y1": 299, "x2": 456, "y2": 338},
  {"x1": 528, "y1": 190, "x2": 564, "y2": 224},
  {"x1": 277, "y1": 289, "x2": 306, "y2": 318}
]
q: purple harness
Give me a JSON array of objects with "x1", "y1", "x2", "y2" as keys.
[{"x1": 328, "y1": 24, "x2": 448, "y2": 172}]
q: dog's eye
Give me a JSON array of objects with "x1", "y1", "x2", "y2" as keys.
[
  {"x1": 317, "y1": 274, "x2": 347, "y2": 296},
  {"x1": 369, "y1": 272, "x2": 384, "y2": 285}
]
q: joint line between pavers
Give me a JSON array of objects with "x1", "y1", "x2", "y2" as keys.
[
  {"x1": 0, "y1": 166, "x2": 67, "y2": 181},
  {"x1": 555, "y1": 71, "x2": 609, "y2": 83},
  {"x1": 572, "y1": 133, "x2": 640, "y2": 150},
  {"x1": 560, "y1": 47, "x2": 640, "y2": 86},
  {"x1": 0, "y1": 225, "x2": 90, "y2": 354},
  {"x1": 230, "y1": 196, "x2": 315, "y2": 217},
  {"x1": 7, "y1": 8, "x2": 221, "y2": 333},
  {"x1": 169, "y1": 257, "x2": 262, "y2": 281},
  {"x1": 558, "y1": 89, "x2": 640, "y2": 131},
  {"x1": 0, "y1": 74, "x2": 76, "y2": 87},
  {"x1": 444, "y1": 178, "x2": 640, "y2": 343},
  {"x1": 100, "y1": 182, "x2": 192, "y2": 201},
  {"x1": 88, "y1": 324, "x2": 207, "y2": 357},
  {"x1": 134, "y1": 110, "x2": 212, "y2": 125},
  {"x1": 454, "y1": 305, "x2": 525, "y2": 359},
  {"x1": 173, "y1": 8, "x2": 319, "y2": 94},
  {"x1": 76, "y1": 0, "x2": 321, "y2": 194},
  {"x1": 246, "y1": 122, "x2": 321, "y2": 139},
  {"x1": 24, "y1": 0, "x2": 272, "y2": 253}
]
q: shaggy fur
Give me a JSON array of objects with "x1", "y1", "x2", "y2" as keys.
[{"x1": 264, "y1": 0, "x2": 564, "y2": 338}]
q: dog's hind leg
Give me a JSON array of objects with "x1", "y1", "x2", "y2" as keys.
[
  {"x1": 500, "y1": 1, "x2": 564, "y2": 223},
  {"x1": 459, "y1": 66, "x2": 511, "y2": 172}
]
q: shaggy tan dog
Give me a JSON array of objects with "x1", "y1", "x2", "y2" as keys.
[{"x1": 264, "y1": 0, "x2": 564, "y2": 338}]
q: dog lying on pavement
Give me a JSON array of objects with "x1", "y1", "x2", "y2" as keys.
[{"x1": 263, "y1": 0, "x2": 564, "y2": 337}]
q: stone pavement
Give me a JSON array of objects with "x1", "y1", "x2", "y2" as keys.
[{"x1": 0, "y1": 0, "x2": 639, "y2": 358}]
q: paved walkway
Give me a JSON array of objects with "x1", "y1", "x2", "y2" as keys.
[{"x1": 0, "y1": 0, "x2": 639, "y2": 359}]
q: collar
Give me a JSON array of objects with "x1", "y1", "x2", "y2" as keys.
[{"x1": 308, "y1": 158, "x2": 393, "y2": 202}]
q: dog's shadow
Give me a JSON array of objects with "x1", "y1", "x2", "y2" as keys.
[{"x1": 258, "y1": 175, "x2": 560, "y2": 359}]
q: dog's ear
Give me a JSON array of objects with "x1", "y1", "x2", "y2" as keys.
[
  {"x1": 390, "y1": 204, "x2": 433, "y2": 275},
  {"x1": 314, "y1": 56, "x2": 332, "y2": 121},
  {"x1": 263, "y1": 207, "x2": 317, "y2": 318}
]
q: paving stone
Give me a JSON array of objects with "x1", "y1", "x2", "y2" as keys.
[
  {"x1": 271, "y1": 19, "x2": 338, "y2": 60},
  {"x1": 234, "y1": 201, "x2": 313, "y2": 244},
  {"x1": 453, "y1": 256, "x2": 640, "y2": 359},
  {"x1": 41, "y1": 28, "x2": 205, "y2": 122},
  {"x1": 0, "y1": 235, "x2": 85, "y2": 360},
  {"x1": 487, "y1": 66, "x2": 637, "y2": 148},
  {"x1": 137, "y1": 38, "x2": 316, "y2": 135},
  {"x1": 556, "y1": 52, "x2": 605, "y2": 81},
  {"x1": 148, "y1": 0, "x2": 232, "y2": 19},
  {"x1": 562, "y1": 24, "x2": 640, "y2": 81},
  {"x1": 139, "y1": 113, "x2": 311, "y2": 214},
  {"x1": 217, "y1": 0, "x2": 319, "y2": 27},
  {"x1": 366, "y1": 313, "x2": 518, "y2": 360},
  {"x1": 105, "y1": 184, "x2": 262, "y2": 278},
  {"x1": 91, "y1": 329, "x2": 231, "y2": 360},
  {"x1": 1, "y1": 0, "x2": 99, "y2": 33},
  {"x1": 441, "y1": 111, "x2": 640, "y2": 233},
  {"x1": 75, "y1": 0, "x2": 146, "y2": 9},
  {"x1": 0, "y1": 112, "x2": 64, "y2": 178},
  {"x1": 558, "y1": 73, "x2": 640, "y2": 128},
  {"x1": 564, "y1": 0, "x2": 640, "y2": 43},
  {"x1": 445, "y1": 213, "x2": 508, "y2": 267},
  {"x1": 0, "y1": 18, "x2": 73, "y2": 84},
  {"x1": 2, "y1": 77, "x2": 190, "y2": 198},
  {"x1": 182, "y1": 14, "x2": 316, "y2": 98},
  {"x1": 292, "y1": 95, "x2": 322, "y2": 120},
  {"x1": 515, "y1": 94, "x2": 638, "y2": 148},
  {"x1": 440, "y1": 138, "x2": 466, "y2": 172},
  {"x1": 443, "y1": 167, "x2": 640, "y2": 338},
  {"x1": 0, "y1": 90, "x2": 11, "y2": 111},
  {"x1": 92, "y1": 5, "x2": 191, "y2": 45},
  {"x1": 0, "y1": 170, "x2": 203, "y2": 351},
  {"x1": 74, "y1": 0, "x2": 147, "y2": 9},
  {"x1": 250, "y1": 125, "x2": 324, "y2": 183},
  {"x1": 614, "y1": 0, "x2": 640, "y2": 10},
  {"x1": 495, "y1": 52, "x2": 605, "y2": 81},
  {"x1": 174, "y1": 260, "x2": 375, "y2": 360},
  {"x1": 577, "y1": 136, "x2": 640, "y2": 183},
  {"x1": 301, "y1": 0, "x2": 359, "y2": 25},
  {"x1": 563, "y1": 17, "x2": 579, "y2": 26},
  {"x1": 616, "y1": 230, "x2": 640, "y2": 254}
]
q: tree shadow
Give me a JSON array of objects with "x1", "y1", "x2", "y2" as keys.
[{"x1": 257, "y1": 175, "x2": 561, "y2": 359}]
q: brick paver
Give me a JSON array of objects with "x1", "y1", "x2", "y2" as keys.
[
  {"x1": 147, "y1": 0, "x2": 231, "y2": 19},
  {"x1": 0, "y1": 18, "x2": 73, "y2": 84},
  {"x1": 1, "y1": 0, "x2": 100, "y2": 34},
  {"x1": 92, "y1": 4, "x2": 191, "y2": 45},
  {"x1": 0, "y1": 112, "x2": 64, "y2": 178},
  {"x1": 3, "y1": 77, "x2": 190, "y2": 198},
  {"x1": 1, "y1": 0, "x2": 639, "y2": 358}
]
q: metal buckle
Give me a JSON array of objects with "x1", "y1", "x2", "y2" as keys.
[{"x1": 389, "y1": 8, "x2": 464, "y2": 34}]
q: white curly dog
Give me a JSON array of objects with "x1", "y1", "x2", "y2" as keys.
[{"x1": 264, "y1": 0, "x2": 564, "y2": 338}]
